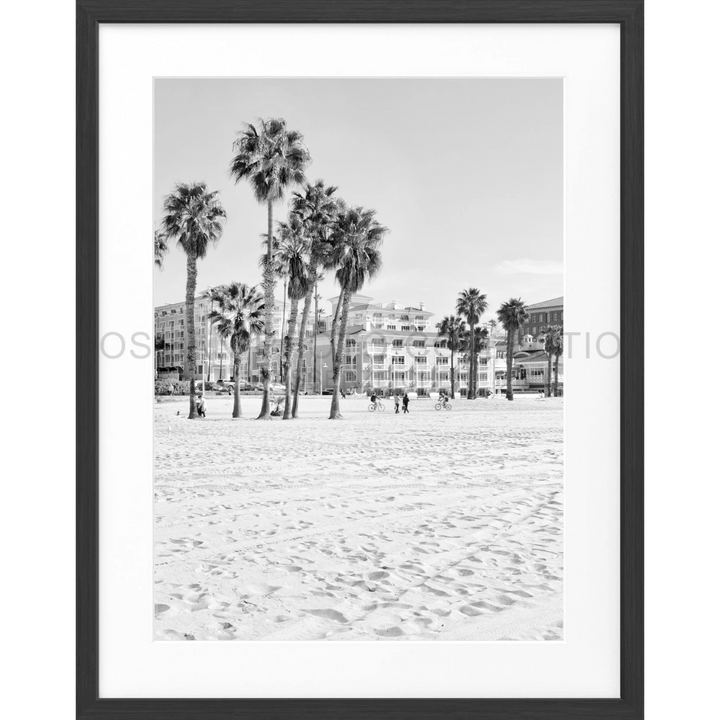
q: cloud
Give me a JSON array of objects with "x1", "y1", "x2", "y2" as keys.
[{"x1": 494, "y1": 259, "x2": 564, "y2": 276}]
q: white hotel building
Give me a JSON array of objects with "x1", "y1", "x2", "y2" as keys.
[{"x1": 320, "y1": 294, "x2": 498, "y2": 396}]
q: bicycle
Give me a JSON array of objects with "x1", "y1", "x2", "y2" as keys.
[
  {"x1": 434, "y1": 399, "x2": 452, "y2": 411},
  {"x1": 368, "y1": 401, "x2": 385, "y2": 412}
]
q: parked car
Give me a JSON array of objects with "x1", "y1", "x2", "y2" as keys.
[
  {"x1": 254, "y1": 382, "x2": 286, "y2": 393},
  {"x1": 213, "y1": 381, "x2": 235, "y2": 394}
]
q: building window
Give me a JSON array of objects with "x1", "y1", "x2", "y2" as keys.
[
  {"x1": 343, "y1": 355, "x2": 356, "y2": 365},
  {"x1": 401, "y1": 325, "x2": 411, "y2": 331},
  {"x1": 478, "y1": 373, "x2": 488, "y2": 382},
  {"x1": 387, "y1": 324, "x2": 396, "y2": 330},
  {"x1": 391, "y1": 356, "x2": 404, "y2": 365},
  {"x1": 412, "y1": 340, "x2": 426, "y2": 348},
  {"x1": 345, "y1": 339, "x2": 356, "y2": 348},
  {"x1": 416, "y1": 356, "x2": 427, "y2": 365},
  {"x1": 393, "y1": 339, "x2": 403, "y2": 348},
  {"x1": 344, "y1": 371, "x2": 357, "y2": 382}
]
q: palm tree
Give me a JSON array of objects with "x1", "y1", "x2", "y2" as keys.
[
  {"x1": 207, "y1": 283, "x2": 264, "y2": 418},
  {"x1": 289, "y1": 181, "x2": 340, "y2": 416},
  {"x1": 230, "y1": 118, "x2": 311, "y2": 419},
  {"x1": 540, "y1": 324, "x2": 562, "y2": 397},
  {"x1": 462, "y1": 326, "x2": 489, "y2": 395},
  {"x1": 314, "y1": 299, "x2": 325, "y2": 393},
  {"x1": 161, "y1": 183, "x2": 226, "y2": 418},
  {"x1": 496, "y1": 298, "x2": 529, "y2": 401},
  {"x1": 328, "y1": 206, "x2": 388, "y2": 419},
  {"x1": 552, "y1": 326, "x2": 564, "y2": 396},
  {"x1": 273, "y1": 214, "x2": 312, "y2": 419},
  {"x1": 154, "y1": 333, "x2": 165, "y2": 377},
  {"x1": 456, "y1": 289, "x2": 488, "y2": 399},
  {"x1": 435, "y1": 315, "x2": 466, "y2": 399},
  {"x1": 154, "y1": 229, "x2": 168, "y2": 269}
]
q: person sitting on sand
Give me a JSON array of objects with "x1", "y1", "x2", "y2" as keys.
[{"x1": 270, "y1": 395, "x2": 285, "y2": 417}]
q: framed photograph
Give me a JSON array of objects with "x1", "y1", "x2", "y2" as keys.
[{"x1": 77, "y1": 1, "x2": 643, "y2": 718}]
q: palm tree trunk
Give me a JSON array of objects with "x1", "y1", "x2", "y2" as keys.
[
  {"x1": 450, "y1": 349, "x2": 455, "y2": 399},
  {"x1": 546, "y1": 348, "x2": 552, "y2": 397},
  {"x1": 313, "y1": 280, "x2": 319, "y2": 393},
  {"x1": 292, "y1": 275, "x2": 315, "y2": 417},
  {"x1": 506, "y1": 327, "x2": 514, "y2": 401},
  {"x1": 279, "y1": 278, "x2": 287, "y2": 383},
  {"x1": 329, "y1": 288, "x2": 349, "y2": 419},
  {"x1": 553, "y1": 352, "x2": 559, "y2": 397},
  {"x1": 185, "y1": 253, "x2": 198, "y2": 418},
  {"x1": 329, "y1": 289, "x2": 342, "y2": 374},
  {"x1": 283, "y1": 299, "x2": 300, "y2": 419},
  {"x1": 469, "y1": 322, "x2": 476, "y2": 398},
  {"x1": 232, "y1": 355, "x2": 242, "y2": 418},
  {"x1": 258, "y1": 201, "x2": 275, "y2": 419}
]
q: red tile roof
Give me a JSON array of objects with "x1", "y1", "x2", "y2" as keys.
[{"x1": 526, "y1": 296, "x2": 564, "y2": 310}]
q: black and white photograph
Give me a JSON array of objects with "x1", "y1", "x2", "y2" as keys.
[{"x1": 153, "y1": 77, "x2": 565, "y2": 642}]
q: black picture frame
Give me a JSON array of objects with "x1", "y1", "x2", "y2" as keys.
[{"x1": 77, "y1": 1, "x2": 643, "y2": 718}]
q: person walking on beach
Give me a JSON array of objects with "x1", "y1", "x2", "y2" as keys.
[
  {"x1": 196, "y1": 393, "x2": 207, "y2": 418},
  {"x1": 402, "y1": 393, "x2": 410, "y2": 413},
  {"x1": 394, "y1": 393, "x2": 400, "y2": 414}
]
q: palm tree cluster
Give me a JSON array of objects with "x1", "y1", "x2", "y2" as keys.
[
  {"x1": 158, "y1": 117, "x2": 388, "y2": 420},
  {"x1": 437, "y1": 294, "x2": 535, "y2": 401}
]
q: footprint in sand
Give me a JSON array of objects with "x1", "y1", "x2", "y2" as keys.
[
  {"x1": 375, "y1": 626, "x2": 404, "y2": 637},
  {"x1": 366, "y1": 571, "x2": 391, "y2": 581},
  {"x1": 303, "y1": 608, "x2": 349, "y2": 623}
]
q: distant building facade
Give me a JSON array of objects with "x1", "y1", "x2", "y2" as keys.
[
  {"x1": 513, "y1": 296, "x2": 564, "y2": 392},
  {"x1": 521, "y1": 296, "x2": 564, "y2": 339},
  {"x1": 154, "y1": 292, "x2": 323, "y2": 385},
  {"x1": 154, "y1": 292, "x2": 563, "y2": 395}
]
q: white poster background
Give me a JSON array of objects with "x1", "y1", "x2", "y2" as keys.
[{"x1": 99, "y1": 24, "x2": 620, "y2": 698}]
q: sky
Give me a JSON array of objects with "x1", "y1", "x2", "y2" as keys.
[{"x1": 153, "y1": 78, "x2": 563, "y2": 322}]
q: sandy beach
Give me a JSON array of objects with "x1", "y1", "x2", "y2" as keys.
[{"x1": 154, "y1": 394, "x2": 563, "y2": 641}]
